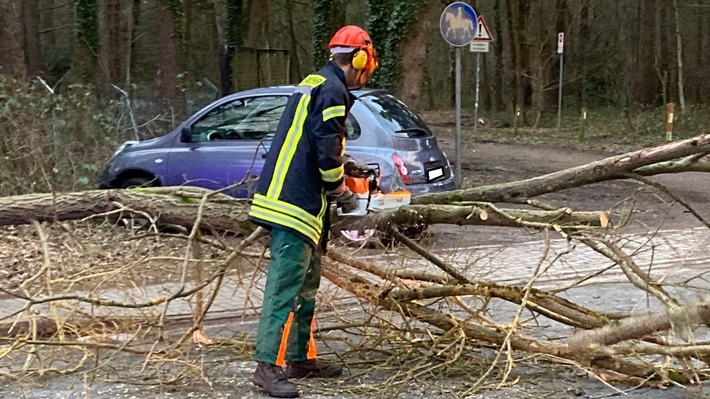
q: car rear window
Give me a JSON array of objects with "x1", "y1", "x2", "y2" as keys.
[{"x1": 359, "y1": 92, "x2": 432, "y2": 137}]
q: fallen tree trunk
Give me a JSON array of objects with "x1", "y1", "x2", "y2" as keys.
[
  {"x1": 0, "y1": 187, "x2": 255, "y2": 233},
  {"x1": 0, "y1": 188, "x2": 607, "y2": 231},
  {"x1": 567, "y1": 300, "x2": 710, "y2": 350},
  {"x1": 3, "y1": 134, "x2": 709, "y2": 230}
]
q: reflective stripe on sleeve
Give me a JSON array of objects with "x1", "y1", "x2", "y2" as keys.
[
  {"x1": 319, "y1": 165, "x2": 344, "y2": 183},
  {"x1": 322, "y1": 105, "x2": 346, "y2": 122}
]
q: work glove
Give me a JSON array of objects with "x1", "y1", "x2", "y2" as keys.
[
  {"x1": 343, "y1": 155, "x2": 374, "y2": 178},
  {"x1": 332, "y1": 188, "x2": 359, "y2": 213}
]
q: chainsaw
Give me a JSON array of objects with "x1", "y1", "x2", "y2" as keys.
[{"x1": 337, "y1": 163, "x2": 411, "y2": 217}]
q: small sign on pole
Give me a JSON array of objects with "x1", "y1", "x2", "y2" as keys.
[
  {"x1": 469, "y1": 42, "x2": 489, "y2": 52},
  {"x1": 469, "y1": 16, "x2": 493, "y2": 53},
  {"x1": 469, "y1": 15, "x2": 493, "y2": 142},
  {"x1": 557, "y1": 32, "x2": 565, "y2": 54}
]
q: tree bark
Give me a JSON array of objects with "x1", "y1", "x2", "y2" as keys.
[
  {"x1": 245, "y1": 0, "x2": 269, "y2": 48},
  {"x1": 1, "y1": 135, "x2": 707, "y2": 230},
  {"x1": 73, "y1": 0, "x2": 100, "y2": 86},
  {"x1": 397, "y1": 1, "x2": 432, "y2": 109},
  {"x1": 285, "y1": 0, "x2": 302, "y2": 83},
  {"x1": 21, "y1": 0, "x2": 42, "y2": 77},
  {"x1": 672, "y1": 0, "x2": 686, "y2": 112},
  {"x1": 0, "y1": 187, "x2": 254, "y2": 233},
  {"x1": 99, "y1": 0, "x2": 123, "y2": 93},
  {"x1": 577, "y1": 0, "x2": 589, "y2": 107},
  {"x1": 0, "y1": 1, "x2": 26, "y2": 77},
  {"x1": 567, "y1": 299, "x2": 710, "y2": 350},
  {"x1": 157, "y1": 0, "x2": 179, "y2": 99},
  {"x1": 635, "y1": 0, "x2": 659, "y2": 105},
  {"x1": 0, "y1": 188, "x2": 604, "y2": 232}
]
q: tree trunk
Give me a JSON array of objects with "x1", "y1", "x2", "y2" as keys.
[
  {"x1": 635, "y1": 0, "x2": 658, "y2": 106},
  {"x1": 126, "y1": 0, "x2": 142, "y2": 91},
  {"x1": 577, "y1": 0, "x2": 589, "y2": 107},
  {"x1": 505, "y1": 0, "x2": 531, "y2": 122},
  {"x1": 73, "y1": 0, "x2": 101, "y2": 86},
  {"x1": 396, "y1": 1, "x2": 432, "y2": 109},
  {"x1": 491, "y1": 0, "x2": 505, "y2": 112},
  {"x1": 0, "y1": 187, "x2": 254, "y2": 233},
  {"x1": 21, "y1": 0, "x2": 42, "y2": 77},
  {"x1": 2, "y1": 135, "x2": 709, "y2": 231},
  {"x1": 0, "y1": 1, "x2": 25, "y2": 78},
  {"x1": 245, "y1": 0, "x2": 269, "y2": 48},
  {"x1": 504, "y1": 0, "x2": 519, "y2": 115},
  {"x1": 285, "y1": 0, "x2": 302, "y2": 83},
  {"x1": 529, "y1": 1, "x2": 546, "y2": 126},
  {"x1": 216, "y1": 0, "x2": 243, "y2": 95},
  {"x1": 672, "y1": 0, "x2": 686, "y2": 112},
  {"x1": 156, "y1": 0, "x2": 179, "y2": 99},
  {"x1": 311, "y1": 0, "x2": 335, "y2": 70},
  {"x1": 99, "y1": 0, "x2": 123, "y2": 93},
  {"x1": 0, "y1": 188, "x2": 605, "y2": 232}
]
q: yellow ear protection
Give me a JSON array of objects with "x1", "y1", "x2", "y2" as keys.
[{"x1": 352, "y1": 47, "x2": 369, "y2": 70}]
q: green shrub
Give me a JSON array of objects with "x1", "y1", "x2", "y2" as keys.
[{"x1": 0, "y1": 76, "x2": 155, "y2": 195}]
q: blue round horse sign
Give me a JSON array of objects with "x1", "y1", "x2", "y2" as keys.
[{"x1": 440, "y1": 2, "x2": 478, "y2": 47}]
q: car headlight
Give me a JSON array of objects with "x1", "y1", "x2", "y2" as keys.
[{"x1": 112, "y1": 140, "x2": 139, "y2": 158}]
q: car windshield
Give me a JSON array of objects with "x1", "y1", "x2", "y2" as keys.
[{"x1": 359, "y1": 92, "x2": 432, "y2": 137}]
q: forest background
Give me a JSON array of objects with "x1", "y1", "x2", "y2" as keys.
[{"x1": 1, "y1": 0, "x2": 709, "y2": 195}]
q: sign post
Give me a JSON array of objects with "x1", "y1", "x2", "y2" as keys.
[
  {"x1": 557, "y1": 32, "x2": 564, "y2": 131},
  {"x1": 469, "y1": 16, "x2": 494, "y2": 138},
  {"x1": 440, "y1": 2, "x2": 477, "y2": 188}
]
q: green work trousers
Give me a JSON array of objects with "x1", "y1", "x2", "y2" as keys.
[{"x1": 254, "y1": 227, "x2": 322, "y2": 365}]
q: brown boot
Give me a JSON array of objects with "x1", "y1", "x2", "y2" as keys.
[
  {"x1": 252, "y1": 362, "x2": 299, "y2": 398},
  {"x1": 285, "y1": 359, "x2": 343, "y2": 379}
]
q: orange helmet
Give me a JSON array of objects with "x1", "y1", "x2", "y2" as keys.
[{"x1": 329, "y1": 25, "x2": 378, "y2": 77}]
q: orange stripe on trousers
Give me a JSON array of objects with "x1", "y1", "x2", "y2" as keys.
[
  {"x1": 307, "y1": 316, "x2": 317, "y2": 359},
  {"x1": 276, "y1": 312, "x2": 295, "y2": 367}
]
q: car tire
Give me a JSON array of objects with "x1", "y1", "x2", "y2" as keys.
[
  {"x1": 116, "y1": 176, "x2": 158, "y2": 230},
  {"x1": 118, "y1": 176, "x2": 157, "y2": 189}
]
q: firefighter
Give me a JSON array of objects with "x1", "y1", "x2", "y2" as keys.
[{"x1": 247, "y1": 25, "x2": 378, "y2": 398}]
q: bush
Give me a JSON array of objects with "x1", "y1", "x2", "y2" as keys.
[{"x1": 0, "y1": 75, "x2": 187, "y2": 195}]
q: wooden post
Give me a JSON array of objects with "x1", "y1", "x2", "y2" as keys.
[
  {"x1": 665, "y1": 103, "x2": 675, "y2": 142},
  {"x1": 578, "y1": 107, "x2": 587, "y2": 141},
  {"x1": 513, "y1": 107, "x2": 521, "y2": 136}
]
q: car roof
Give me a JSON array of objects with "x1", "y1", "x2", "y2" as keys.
[{"x1": 227, "y1": 85, "x2": 387, "y2": 100}]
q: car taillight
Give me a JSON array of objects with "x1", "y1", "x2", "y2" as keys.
[{"x1": 391, "y1": 153, "x2": 411, "y2": 184}]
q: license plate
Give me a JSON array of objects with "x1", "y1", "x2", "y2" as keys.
[{"x1": 427, "y1": 167, "x2": 444, "y2": 181}]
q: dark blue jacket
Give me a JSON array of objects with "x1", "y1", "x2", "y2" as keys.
[{"x1": 248, "y1": 61, "x2": 355, "y2": 247}]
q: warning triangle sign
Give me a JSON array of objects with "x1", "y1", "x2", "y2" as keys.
[{"x1": 473, "y1": 16, "x2": 493, "y2": 42}]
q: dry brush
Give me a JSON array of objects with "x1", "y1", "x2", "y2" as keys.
[{"x1": 1, "y1": 134, "x2": 710, "y2": 393}]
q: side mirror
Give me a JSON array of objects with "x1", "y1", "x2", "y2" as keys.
[{"x1": 180, "y1": 126, "x2": 192, "y2": 143}]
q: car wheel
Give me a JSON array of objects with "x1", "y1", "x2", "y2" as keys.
[
  {"x1": 117, "y1": 176, "x2": 158, "y2": 230},
  {"x1": 119, "y1": 176, "x2": 157, "y2": 189}
]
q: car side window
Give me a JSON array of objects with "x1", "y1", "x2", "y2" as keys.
[
  {"x1": 188, "y1": 96, "x2": 288, "y2": 142},
  {"x1": 345, "y1": 114, "x2": 361, "y2": 141}
]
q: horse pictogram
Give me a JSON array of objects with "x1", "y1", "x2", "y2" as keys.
[{"x1": 444, "y1": 7, "x2": 474, "y2": 40}]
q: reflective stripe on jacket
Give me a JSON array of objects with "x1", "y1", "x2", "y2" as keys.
[{"x1": 248, "y1": 61, "x2": 354, "y2": 247}]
